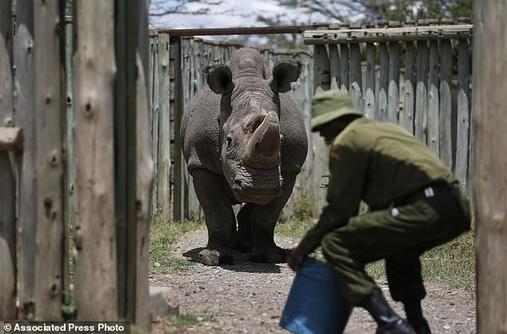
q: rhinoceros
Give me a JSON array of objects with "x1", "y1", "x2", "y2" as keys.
[{"x1": 181, "y1": 47, "x2": 308, "y2": 265}]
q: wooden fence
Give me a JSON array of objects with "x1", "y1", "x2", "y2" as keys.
[
  {"x1": 305, "y1": 20, "x2": 474, "y2": 193},
  {"x1": 149, "y1": 21, "x2": 474, "y2": 222},
  {"x1": 149, "y1": 34, "x2": 324, "y2": 221},
  {"x1": 0, "y1": 0, "x2": 152, "y2": 327}
]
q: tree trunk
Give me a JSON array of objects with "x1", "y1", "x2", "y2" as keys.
[
  {"x1": 473, "y1": 1, "x2": 507, "y2": 333},
  {"x1": 75, "y1": 0, "x2": 118, "y2": 320}
]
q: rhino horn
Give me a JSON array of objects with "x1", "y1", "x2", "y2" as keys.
[{"x1": 243, "y1": 111, "x2": 281, "y2": 169}]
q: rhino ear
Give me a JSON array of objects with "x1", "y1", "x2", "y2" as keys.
[
  {"x1": 207, "y1": 65, "x2": 234, "y2": 94},
  {"x1": 270, "y1": 61, "x2": 300, "y2": 93}
]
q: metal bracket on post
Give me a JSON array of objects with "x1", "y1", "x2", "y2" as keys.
[{"x1": 0, "y1": 127, "x2": 23, "y2": 152}]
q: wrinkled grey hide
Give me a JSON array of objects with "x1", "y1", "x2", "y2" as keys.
[{"x1": 181, "y1": 47, "x2": 308, "y2": 265}]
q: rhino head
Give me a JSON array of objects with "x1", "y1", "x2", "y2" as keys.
[{"x1": 207, "y1": 48, "x2": 300, "y2": 205}]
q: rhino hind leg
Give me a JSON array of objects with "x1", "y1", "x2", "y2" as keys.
[
  {"x1": 249, "y1": 172, "x2": 298, "y2": 263},
  {"x1": 191, "y1": 168, "x2": 236, "y2": 265}
]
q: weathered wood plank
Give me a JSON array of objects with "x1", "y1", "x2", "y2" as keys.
[
  {"x1": 173, "y1": 37, "x2": 185, "y2": 221},
  {"x1": 33, "y1": 0, "x2": 65, "y2": 320},
  {"x1": 134, "y1": 0, "x2": 153, "y2": 327},
  {"x1": 415, "y1": 41, "x2": 429, "y2": 143},
  {"x1": 75, "y1": 0, "x2": 118, "y2": 320},
  {"x1": 349, "y1": 43, "x2": 362, "y2": 110},
  {"x1": 304, "y1": 24, "x2": 473, "y2": 44},
  {"x1": 62, "y1": 0, "x2": 75, "y2": 302},
  {"x1": 427, "y1": 40, "x2": 440, "y2": 155},
  {"x1": 0, "y1": 0, "x2": 16, "y2": 320},
  {"x1": 376, "y1": 43, "x2": 389, "y2": 121},
  {"x1": 313, "y1": 44, "x2": 330, "y2": 91},
  {"x1": 387, "y1": 42, "x2": 400, "y2": 123},
  {"x1": 13, "y1": 0, "x2": 36, "y2": 318},
  {"x1": 0, "y1": 127, "x2": 22, "y2": 151},
  {"x1": 439, "y1": 39, "x2": 453, "y2": 169},
  {"x1": 364, "y1": 43, "x2": 376, "y2": 118},
  {"x1": 473, "y1": 2, "x2": 507, "y2": 332},
  {"x1": 400, "y1": 41, "x2": 416, "y2": 133},
  {"x1": 150, "y1": 35, "x2": 160, "y2": 211},
  {"x1": 328, "y1": 44, "x2": 340, "y2": 89},
  {"x1": 157, "y1": 33, "x2": 171, "y2": 220},
  {"x1": 339, "y1": 44, "x2": 349, "y2": 91},
  {"x1": 456, "y1": 39, "x2": 470, "y2": 190}
]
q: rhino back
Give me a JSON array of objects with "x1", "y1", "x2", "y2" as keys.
[
  {"x1": 181, "y1": 87, "x2": 222, "y2": 175},
  {"x1": 279, "y1": 93, "x2": 308, "y2": 173}
]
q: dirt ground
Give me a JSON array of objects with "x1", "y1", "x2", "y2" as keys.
[{"x1": 150, "y1": 229, "x2": 476, "y2": 334}]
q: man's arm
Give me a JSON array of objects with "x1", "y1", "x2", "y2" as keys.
[{"x1": 288, "y1": 137, "x2": 367, "y2": 269}]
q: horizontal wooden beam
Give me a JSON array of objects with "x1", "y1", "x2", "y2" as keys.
[
  {"x1": 153, "y1": 24, "x2": 328, "y2": 37},
  {"x1": 304, "y1": 24, "x2": 473, "y2": 44},
  {"x1": 0, "y1": 127, "x2": 23, "y2": 152}
]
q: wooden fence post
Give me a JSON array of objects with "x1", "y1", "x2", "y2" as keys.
[
  {"x1": 377, "y1": 43, "x2": 389, "y2": 121},
  {"x1": 75, "y1": 0, "x2": 118, "y2": 320},
  {"x1": 456, "y1": 39, "x2": 471, "y2": 190},
  {"x1": 33, "y1": 0, "x2": 65, "y2": 320},
  {"x1": 415, "y1": 40, "x2": 429, "y2": 142},
  {"x1": 364, "y1": 43, "x2": 376, "y2": 119},
  {"x1": 473, "y1": 2, "x2": 507, "y2": 333},
  {"x1": 427, "y1": 40, "x2": 440, "y2": 155},
  {"x1": 349, "y1": 43, "x2": 362, "y2": 110},
  {"x1": 387, "y1": 41, "x2": 400, "y2": 123},
  {"x1": 13, "y1": 0, "x2": 36, "y2": 319},
  {"x1": 439, "y1": 39, "x2": 453, "y2": 169},
  {"x1": 0, "y1": 0, "x2": 16, "y2": 320},
  {"x1": 313, "y1": 44, "x2": 330, "y2": 91},
  {"x1": 401, "y1": 41, "x2": 416, "y2": 133},
  {"x1": 134, "y1": 0, "x2": 153, "y2": 327}
]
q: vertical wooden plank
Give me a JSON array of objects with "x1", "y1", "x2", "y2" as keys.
[
  {"x1": 157, "y1": 33, "x2": 171, "y2": 220},
  {"x1": 13, "y1": 0, "x2": 36, "y2": 319},
  {"x1": 328, "y1": 44, "x2": 340, "y2": 89},
  {"x1": 456, "y1": 39, "x2": 470, "y2": 191},
  {"x1": 427, "y1": 40, "x2": 440, "y2": 155},
  {"x1": 364, "y1": 43, "x2": 376, "y2": 119},
  {"x1": 313, "y1": 44, "x2": 330, "y2": 91},
  {"x1": 134, "y1": 0, "x2": 153, "y2": 327},
  {"x1": 473, "y1": 2, "x2": 507, "y2": 333},
  {"x1": 75, "y1": 0, "x2": 118, "y2": 320},
  {"x1": 150, "y1": 34, "x2": 160, "y2": 213},
  {"x1": 376, "y1": 43, "x2": 389, "y2": 121},
  {"x1": 62, "y1": 0, "x2": 75, "y2": 307},
  {"x1": 339, "y1": 44, "x2": 349, "y2": 91},
  {"x1": 415, "y1": 41, "x2": 429, "y2": 143},
  {"x1": 33, "y1": 0, "x2": 64, "y2": 320},
  {"x1": 0, "y1": 0, "x2": 16, "y2": 320},
  {"x1": 173, "y1": 37, "x2": 185, "y2": 222},
  {"x1": 387, "y1": 42, "x2": 400, "y2": 124},
  {"x1": 439, "y1": 39, "x2": 453, "y2": 169},
  {"x1": 349, "y1": 43, "x2": 362, "y2": 111},
  {"x1": 400, "y1": 41, "x2": 416, "y2": 133}
]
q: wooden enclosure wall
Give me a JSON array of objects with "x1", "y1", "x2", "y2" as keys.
[
  {"x1": 306, "y1": 22, "x2": 473, "y2": 194},
  {"x1": 0, "y1": 0, "x2": 152, "y2": 327},
  {"x1": 148, "y1": 34, "x2": 317, "y2": 221}
]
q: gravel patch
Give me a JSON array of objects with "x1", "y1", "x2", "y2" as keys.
[{"x1": 150, "y1": 229, "x2": 475, "y2": 333}]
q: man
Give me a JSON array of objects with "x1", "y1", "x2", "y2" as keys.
[{"x1": 288, "y1": 89, "x2": 471, "y2": 334}]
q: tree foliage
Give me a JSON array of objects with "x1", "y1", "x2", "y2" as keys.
[{"x1": 268, "y1": 0, "x2": 473, "y2": 23}]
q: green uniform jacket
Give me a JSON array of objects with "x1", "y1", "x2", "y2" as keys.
[{"x1": 300, "y1": 117, "x2": 458, "y2": 253}]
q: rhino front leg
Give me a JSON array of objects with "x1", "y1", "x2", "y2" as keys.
[
  {"x1": 249, "y1": 172, "x2": 298, "y2": 263},
  {"x1": 191, "y1": 168, "x2": 236, "y2": 265}
]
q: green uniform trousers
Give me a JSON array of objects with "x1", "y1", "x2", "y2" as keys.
[{"x1": 321, "y1": 186, "x2": 471, "y2": 306}]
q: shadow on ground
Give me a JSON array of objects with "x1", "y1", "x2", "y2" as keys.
[{"x1": 182, "y1": 247, "x2": 293, "y2": 274}]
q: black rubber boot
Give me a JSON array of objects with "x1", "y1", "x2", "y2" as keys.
[
  {"x1": 403, "y1": 300, "x2": 432, "y2": 334},
  {"x1": 361, "y1": 290, "x2": 416, "y2": 334}
]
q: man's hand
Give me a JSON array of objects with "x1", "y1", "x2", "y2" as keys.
[{"x1": 287, "y1": 246, "x2": 308, "y2": 271}]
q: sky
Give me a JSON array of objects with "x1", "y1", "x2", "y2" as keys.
[{"x1": 149, "y1": 0, "x2": 320, "y2": 29}]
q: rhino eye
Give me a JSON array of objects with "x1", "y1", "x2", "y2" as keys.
[{"x1": 226, "y1": 136, "x2": 233, "y2": 149}]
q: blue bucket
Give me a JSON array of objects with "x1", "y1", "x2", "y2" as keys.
[{"x1": 280, "y1": 258, "x2": 352, "y2": 334}]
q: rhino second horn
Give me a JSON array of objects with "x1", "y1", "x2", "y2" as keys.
[{"x1": 243, "y1": 113, "x2": 281, "y2": 169}]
